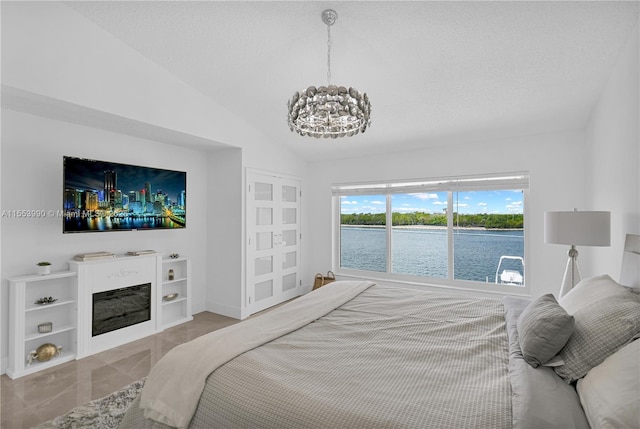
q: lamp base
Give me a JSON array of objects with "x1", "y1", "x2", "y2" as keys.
[{"x1": 559, "y1": 246, "x2": 582, "y2": 297}]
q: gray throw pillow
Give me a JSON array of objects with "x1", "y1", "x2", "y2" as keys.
[
  {"x1": 553, "y1": 284, "x2": 640, "y2": 383},
  {"x1": 517, "y1": 294, "x2": 575, "y2": 368}
]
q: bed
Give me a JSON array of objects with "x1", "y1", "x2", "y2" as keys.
[{"x1": 120, "y1": 234, "x2": 640, "y2": 429}]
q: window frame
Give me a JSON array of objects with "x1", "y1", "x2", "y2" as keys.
[{"x1": 332, "y1": 172, "x2": 530, "y2": 295}]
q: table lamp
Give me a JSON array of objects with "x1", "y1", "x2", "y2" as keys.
[{"x1": 544, "y1": 209, "x2": 610, "y2": 297}]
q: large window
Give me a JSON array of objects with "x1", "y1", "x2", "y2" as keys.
[
  {"x1": 334, "y1": 173, "x2": 528, "y2": 290},
  {"x1": 340, "y1": 194, "x2": 387, "y2": 272},
  {"x1": 391, "y1": 192, "x2": 448, "y2": 278}
]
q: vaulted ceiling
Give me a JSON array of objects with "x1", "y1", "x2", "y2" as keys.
[{"x1": 67, "y1": 1, "x2": 639, "y2": 161}]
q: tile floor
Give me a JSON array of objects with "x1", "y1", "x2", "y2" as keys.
[{"x1": 1, "y1": 311, "x2": 240, "y2": 428}]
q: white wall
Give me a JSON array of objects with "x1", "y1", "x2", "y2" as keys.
[
  {"x1": 1, "y1": 2, "x2": 307, "y2": 176},
  {"x1": 304, "y1": 23, "x2": 640, "y2": 299},
  {"x1": 206, "y1": 149, "x2": 244, "y2": 319},
  {"x1": 304, "y1": 130, "x2": 587, "y2": 299},
  {"x1": 0, "y1": 1, "x2": 3, "y2": 371},
  {"x1": 585, "y1": 23, "x2": 640, "y2": 280},
  {"x1": 305, "y1": 21, "x2": 640, "y2": 294},
  {"x1": 1, "y1": 2, "x2": 262, "y2": 150},
  {"x1": 0, "y1": 2, "x2": 310, "y2": 371},
  {"x1": 0, "y1": 109, "x2": 211, "y2": 370}
]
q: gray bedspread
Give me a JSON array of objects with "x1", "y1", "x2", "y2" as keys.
[{"x1": 120, "y1": 284, "x2": 511, "y2": 428}]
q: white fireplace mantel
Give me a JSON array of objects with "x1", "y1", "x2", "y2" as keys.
[{"x1": 70, "y1": 254, "x2": 162, "y2": 358}]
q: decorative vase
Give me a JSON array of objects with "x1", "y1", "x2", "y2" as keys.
[{"x1": 168, "y1": 269, "x2": 175, "y2": 281}]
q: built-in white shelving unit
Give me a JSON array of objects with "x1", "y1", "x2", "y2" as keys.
[
  {"x1": 7, "y1": 254, "x2": 193, "y2": 379},
  {"x1": 159, "y1": 257, "x2": 192, "y2": 328},
  {"x1": 7, "y1": 271, "x2": 78, "y2": 379}
]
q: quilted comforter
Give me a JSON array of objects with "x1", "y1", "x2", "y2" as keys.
[{"x1": 120, "y1": 281, "x2": 513, "y2": 428}]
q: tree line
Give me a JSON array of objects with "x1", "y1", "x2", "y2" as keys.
[{"x1": 341, "y1": 212, "x2": 523, "y2": 229}]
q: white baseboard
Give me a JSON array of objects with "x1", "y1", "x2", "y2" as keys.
[{"x1": 206, "y1": 300, "x2": 242, "y2": 320}]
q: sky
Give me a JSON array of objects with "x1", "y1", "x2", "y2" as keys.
[
  {"x1": 64, "y1": 157, "x2": 186, "y2": 201},
  {"x1": 341, "y1": 190, "x2": 524, "y2": 215}
]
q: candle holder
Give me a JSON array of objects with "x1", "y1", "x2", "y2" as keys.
[{"x1": 38, "y1": 322, "x2": 53, "y2": 333}]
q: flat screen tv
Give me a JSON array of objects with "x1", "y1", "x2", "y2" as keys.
[{"x1": 63, "y1": 156, "x2": 186, "y2": 233}]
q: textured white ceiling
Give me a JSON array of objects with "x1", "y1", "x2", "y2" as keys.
[{"x1": 67, "y1": 1, "x2": 639, "y2": 162}]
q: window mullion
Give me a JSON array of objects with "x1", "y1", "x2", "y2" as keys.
[
  {"x1": 447, "y1": 192, "x2": 454, "y2": 280},
  {"x1": 386, "y1": 194, "x2": 392, "y2": 274}
]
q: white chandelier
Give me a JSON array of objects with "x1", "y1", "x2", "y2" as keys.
[{"x1": 287, "y1": 9, "x2": 371, "y2": 139}]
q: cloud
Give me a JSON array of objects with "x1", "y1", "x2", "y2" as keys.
[
  {"x1": 341, "y1": 200, "x2": 358, "y2": 205},
  {"x1": 409, "y1": 193, "x2": 439, "y2": 200},
  {"x1": 371, "y1": 200, "x2": 385, "y2": 205},
  {"x1": 506, "y1": 200, "x2": 523, "y2": 213},
  {"x1": 478, "y1": 202, "x2": 488, "y2": 207},
  {"x1": 361, "y1": 205, "x2": 385, "y2": 213},
  {"x1": 432, "y1": 201, "x2": 446, "y2": 205}
]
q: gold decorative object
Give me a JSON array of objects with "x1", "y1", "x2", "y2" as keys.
[
  {"x1": 168, "y1": 269, "x2": 175, "y2": 281},
  {"x1": 27, "y1": 343, "x2": 62, "y2": 365}
]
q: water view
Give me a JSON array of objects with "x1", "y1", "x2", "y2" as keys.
[{"x1": 340, "y1": 226, "x2": 524, "y2": 283}]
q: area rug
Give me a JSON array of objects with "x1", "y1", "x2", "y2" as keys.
[{"x1": 35, "y1": 378, "x2": 145, "y2": 429}]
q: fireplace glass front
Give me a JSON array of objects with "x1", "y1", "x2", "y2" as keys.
[{"x1": 92, "y1": 283, "x2": 151, "y2": 336}]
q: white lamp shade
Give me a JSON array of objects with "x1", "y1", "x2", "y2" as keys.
[{"x1": 544, "y1": 211, "x2": 611, "y2": 246}]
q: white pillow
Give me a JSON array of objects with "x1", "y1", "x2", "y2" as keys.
[
  {"x1": 559, "y1": 274, "x2": 623, "y2": 314},
  {"x1": 577, "y1": 340, "x2": 640, "y2": 428}
]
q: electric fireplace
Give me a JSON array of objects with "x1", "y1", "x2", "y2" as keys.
[{"x1": 92, "y1": 283, "x2": 151, "y2": 336}]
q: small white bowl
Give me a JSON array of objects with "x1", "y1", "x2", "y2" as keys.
[{"x1": 163, "y1": 293, "x2": 179, "y2": 301}]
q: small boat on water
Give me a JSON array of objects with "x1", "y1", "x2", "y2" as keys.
[{"x1": 495, "y1": 255, "x2": 524, "y2": 286}]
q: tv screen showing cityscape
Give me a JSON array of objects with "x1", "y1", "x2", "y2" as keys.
[{"x1": 63, "y1": 156, "x2": 186, "y2": 233}]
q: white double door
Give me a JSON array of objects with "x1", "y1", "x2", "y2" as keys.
[{"x1": 246, "y1": 170, "x2": 302, "y2": 315}]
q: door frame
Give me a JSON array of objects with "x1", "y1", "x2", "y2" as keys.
[{"x1": 245, "y1": 168, "x2": 303, "y2": 316}]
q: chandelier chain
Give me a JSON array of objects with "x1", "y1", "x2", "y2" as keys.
[{"x1": 327, "y1": 24, "x2": 332, "y2": 84}]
